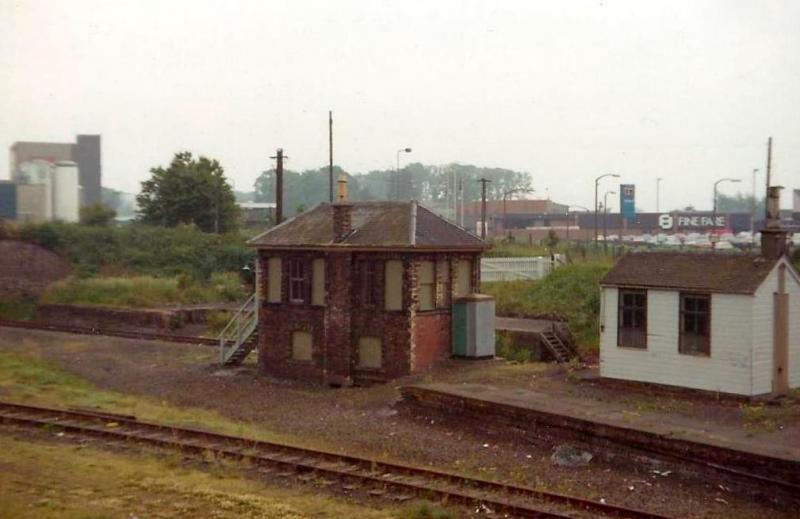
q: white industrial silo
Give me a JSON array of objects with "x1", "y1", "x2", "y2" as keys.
[
  {"x1": 16, "y1": 160, "x2": 54, "y2": 220},
  {"x1": 52, "y1": 161, "x2": 80, "y2": 222}
]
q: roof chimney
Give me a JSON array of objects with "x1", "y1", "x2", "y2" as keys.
[
  {"x1": 761, "y1": 186, "x2": 788, "y2": 260},
  {"x1": 332, "y1": 173, "x2": 352, "y2": 243}
]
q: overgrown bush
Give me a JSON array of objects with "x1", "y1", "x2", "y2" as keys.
[
  {"x1": 11, "y1": 221, "x2": 254, "y2": 280},
  {"x1": 205, "y1": 310, "x2": 234, "y2": 336},
  {"x1": 40, "y1": 273, "x2": 246, "y2": 308},
  {"x1": 482, "y1": 260, "x2": 612, "y2": 349}
]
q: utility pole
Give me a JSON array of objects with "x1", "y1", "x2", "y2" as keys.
[
  {"x1": 270, "y1": 148, "x2": 287, "y2": 224},
  {"x1": 656, "y1": 177, "x2": 663, "y2": 213},
  {"x1": 765, "y1": 137, "x2": 772, "y2": 219},
  {"x1": 328, "y1": 111, "x2": 334, "y2": 202},
  {"x1": 751, "y1": 168, "x2": 759, "y2": 246},
  {"x1": 478, "y1": 178, "x2": 491, "y2": 240}
]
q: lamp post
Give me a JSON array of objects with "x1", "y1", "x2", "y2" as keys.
[
  {"x1": 502, "y1": 187, "x2": 534, "y2": 238},
  {"x1": 603, "y1": 190, "x2": 616, "y2": 251},
  {"x1": 656, "y1": 177, "x2": 663, "y2": 213},
  {"x1": 394, "y1": 147, "x2": 412, "y2": 200},
  {"x1": 566, "y1": 205, "x2": 590, "y2": 242},
  {"x1": 751, "y1": 168, "x2": 759, "y2": 247},
  {"x1": 595, "y1": 173, "x2": 620, "y2": 246},
  {"x1": 712, "y1": 177, "x2": 741, "y2": 250}
]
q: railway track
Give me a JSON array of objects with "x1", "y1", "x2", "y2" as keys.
[
  {"x1": 0, "y1": 319, "x2": 216, "y2": 346},
  {"x1": 0, "y1": 400, "x2": 669, "y2": 519}
]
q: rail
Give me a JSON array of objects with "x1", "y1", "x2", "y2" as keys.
[{"x1": 0, "y1": 400, "x2": 671, "y2": 519}]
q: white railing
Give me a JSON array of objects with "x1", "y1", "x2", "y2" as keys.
[
  {"x1": 218, "y1": 293, "x2": 258, "y2": 364},
  {"x1": 481, "y1": 255, "x2": 565, "y2": 282}
]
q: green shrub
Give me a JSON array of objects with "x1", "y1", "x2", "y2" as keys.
[
  {"x1": 0, "y1": 296, "x2": 37, "y2": 320},
  {"x1": 40, "y1": 274, "x2": 246, "y2": 308},
  {"x1": 9, "y1": 221, "x2": 254, "y2": 280},
  {"x1": 482, "y1": 260, "x2": 612, "y2": 349},
  {"x1": 496, "y1": 331, "x2": 532, "y2": 363},
  {"x1": 205, "y1": 310, "x2": 234, "y2": 336}
]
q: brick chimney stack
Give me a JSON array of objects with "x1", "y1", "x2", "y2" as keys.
[
  {"x1": 761, "y1": 186, "x2": 788, "y2": 260},
  {"x1": 332, "y1": 172, "x2": 352, "y2": 243}
]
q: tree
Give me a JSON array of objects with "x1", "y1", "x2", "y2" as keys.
[
  {"x1": 716, "y1": 193, "x2": 765, "y2": 215},
  {"x1": 80, "y1": 203, "x2": 117, "y2": 226},
  {"x1": 137, "y1": 152, "x2": 239, "y2": 233}
]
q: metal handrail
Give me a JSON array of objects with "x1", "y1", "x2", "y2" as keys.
[{"x1": 218, "y1": 293, "x2": 257, "y2": 364}]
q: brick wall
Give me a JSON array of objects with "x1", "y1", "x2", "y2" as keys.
[{"x1": 256, "y1": 249, "x2": 483, "y2": 384}]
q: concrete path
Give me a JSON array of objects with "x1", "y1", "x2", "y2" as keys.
[{"x1": 495, "y1": 316, "x2": 555, "y2": 333}]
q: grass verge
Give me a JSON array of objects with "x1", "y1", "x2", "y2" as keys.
[
  {"x1": 40, "y1": 272, "x2": 245, "y2": 308},
  {"x1": 482, "y1": 260, "x2": 612, "y2": 349},
  {"x1": 0, "y1": 434, "x2": 404, "y2": 519}
]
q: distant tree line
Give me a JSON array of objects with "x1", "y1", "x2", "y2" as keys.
[{"x1": 253, "y1": 163, "x2": 533, "y2": 217}]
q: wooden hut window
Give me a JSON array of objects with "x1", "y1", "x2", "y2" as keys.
[
  {"x1": 418, "y1": 261, "x2": 435, "y2": 311},
  {"x1": 289, "y1": 259, "x2": 306, "y2": 303},
  {"x1": 679, "y1": 293, "x2": 711, "y2": 356},
  {"x1": 617, "y1": 289, "x2": 647, "y2": 349}
]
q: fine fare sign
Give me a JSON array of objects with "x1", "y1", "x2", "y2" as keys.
[{"x1": 659, "y1": 214, "x2": 727, "y2": 230}]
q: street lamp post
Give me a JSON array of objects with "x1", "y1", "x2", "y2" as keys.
[
  {"x1": 595, "y1": 173, "x2": 620, "y2": 246},
  {"x1": 656, "y1": 177, "x2": 663, "y2": 213},
  {"x1": 603, "y1": 190, "x2": 616, "y2": 251},
  {"x1": 566, "y1": 205, "x2": 591, "y2": 242},
  {"x1": 712, "y1": 177, "x2": 742, "y2": 250},
  {"x1": 395, "y1": 147, "x2": 412, "y2": 200},
  {"x1": 503, "y1": 187, "x2": 534, "y2": 239}
]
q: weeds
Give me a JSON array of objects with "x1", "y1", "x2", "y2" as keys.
[{"x1": 40, "y1": 273, "x2": 245, "y2": 308}]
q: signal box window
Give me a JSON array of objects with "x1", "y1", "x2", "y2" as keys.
[{"x1": 679, "y1": 293, "x2": 711, "y2": 356}]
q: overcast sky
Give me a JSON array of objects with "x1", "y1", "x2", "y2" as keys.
[{"x1": 2, "y1": 0, "x2": 798, "y2": 211}]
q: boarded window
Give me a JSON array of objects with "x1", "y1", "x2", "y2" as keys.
[
  {"x1": 289, "y1": 259, "x2": 306, "y2": 303},
  {"x1": 679, "y1": 293, "x2": 711, "y2": 356},
  {"x1": 418, "y1": 261, "x2": 435, "y2": 311},
  {"x1": 617, "y1": 289, "x2": 647, "y2": 348},
  {"x1": 291, "y1": 331, "x2": 312, "y2": 361},
  {"x1": 267, "y1": 258, "x2": 282, "y2": 303},
  {"x1": 437, "y1": 259, "x2": 451, "y2": 308},
  {"x1": 311, "y1": 258, "x2": 325, "y2": 306},
  {"x1": 384, "y1": 260, "x2": 403, "y2": 311},
  {"x1": 455, "y1": 260, "x2": 472, "y2": 297},
  {"x1": 358, "y1": 336, "x2": 382, "y2": 369}
]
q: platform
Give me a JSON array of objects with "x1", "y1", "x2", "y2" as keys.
[{"x1": 400, "y1": 382, "x2": 800, "y2": 485}]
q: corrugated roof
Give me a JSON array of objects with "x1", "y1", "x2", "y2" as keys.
[
  {"x1": 248, "y1": 201, "x2": 486, "y2": 249},
  {"x1": 600, "y1": 252, "x2": 779, "y2": 294}
]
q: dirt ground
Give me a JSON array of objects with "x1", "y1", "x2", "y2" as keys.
[{"x1": 0, "y1": 327, "x2": 797, "y2": 519}]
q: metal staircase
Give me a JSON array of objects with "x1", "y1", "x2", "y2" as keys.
[
  {"x1": 218, "y1": 293, "x2": 258, "y2": 366},
  {"x1": 540, "y1": 329, "x2": 577, "y2": 363}
]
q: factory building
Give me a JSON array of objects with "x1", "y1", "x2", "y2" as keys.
[{"x1": 9, "y1": 134, "x2": 102, "y2": 207}]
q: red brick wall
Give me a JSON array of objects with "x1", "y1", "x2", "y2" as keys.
[
  {"x1": 255, "y1": 249, "x2": 482, "y2": 384},
  {"x1": 411, "y1": 312, "x2": 451, "y2": 372}
]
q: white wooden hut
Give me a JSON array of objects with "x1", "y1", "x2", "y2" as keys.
[{"x1": 598, "y1": 187, "x2": 798, "y2": 398}]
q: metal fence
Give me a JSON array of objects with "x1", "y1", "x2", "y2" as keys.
[{"x1": 480, "y1": 255, "x2": 565, "y2": 282}]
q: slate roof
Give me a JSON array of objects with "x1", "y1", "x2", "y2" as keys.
[
  {"x1": 248, "y1": 201, "x2": 486, "y2": 250},
  {"x1": 601, "y1": 252, "x2": 779, "y2": 294}
]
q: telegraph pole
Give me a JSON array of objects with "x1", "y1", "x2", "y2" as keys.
[
  {"x1": 270, "y1": 148, "x2": 287, "y2": 224},
  {"x1": 478, "y1": 178, "x2": 491, "y2": 240},
  {"x1": 329, "y1": 111, "x2": 334, "y2": 202},
  {"x1": 765, "y1": 137, "x2": 772, "y2": 219}
]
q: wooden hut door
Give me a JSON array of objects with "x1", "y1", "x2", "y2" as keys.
[{"x1": 773, "y1": 265, "x2": 789, "y2": 397}]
